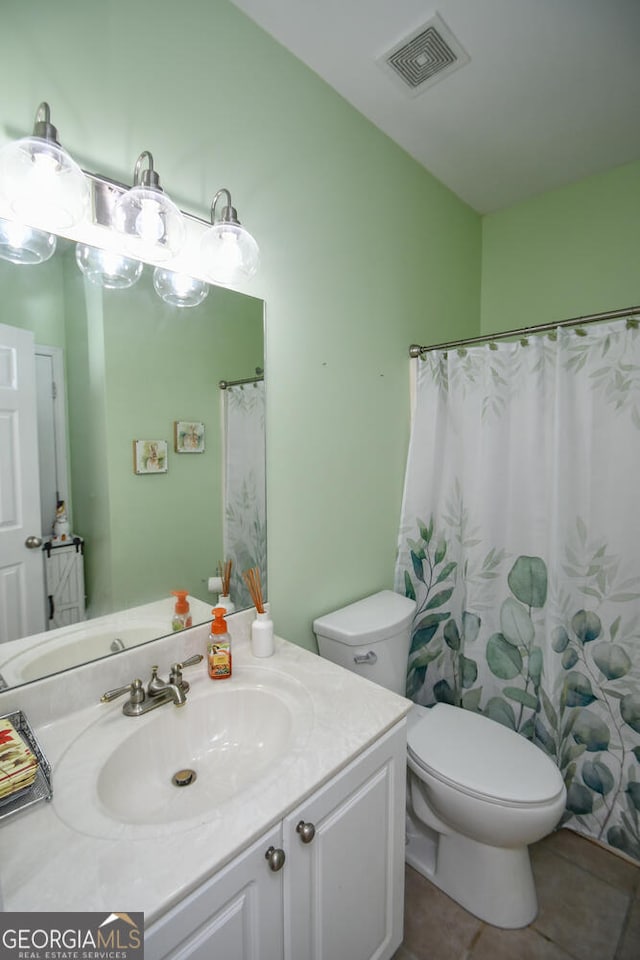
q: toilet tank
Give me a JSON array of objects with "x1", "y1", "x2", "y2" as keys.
[{"x1": 313, "y1": 590, "x2": 416, "y2": 695}]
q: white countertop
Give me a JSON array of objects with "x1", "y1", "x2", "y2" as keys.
[{"x1": 0, "y1": 615, "x2": 410, "y2": 924}]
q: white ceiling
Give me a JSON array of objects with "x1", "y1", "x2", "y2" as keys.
[{"x1": 230, "y1": 0, "x2": 640, "y2": 213}]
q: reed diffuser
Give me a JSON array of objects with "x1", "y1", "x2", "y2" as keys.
[
  {"x1": 217, "y1": 559, "x2": 234, "y2": 615},
  {"x1": 243, "y1": 566, "x2": 274, "y2": 657}
]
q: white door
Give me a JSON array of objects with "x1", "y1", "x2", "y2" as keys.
[
  {"x1": 0, "y1": 322, "x2": 46, "y2": 642},
  {"x1": 284, "y1": 725, "x2": 406, "y2": 960},
  {"x1": 145, "y1": 825, "x2": 284, "y2": 960}
]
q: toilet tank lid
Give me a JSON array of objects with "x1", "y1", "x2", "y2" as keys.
[
  {"x1": 407, "y1": 703, "x2": 565, "y2": 804},
  {"x1": 313, "y1": 590, "x2": 416, "y2": 646}
]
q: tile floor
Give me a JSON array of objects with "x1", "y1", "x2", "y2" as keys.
[{"x1": 393, "y1": 828, "x2": 640, "y2": 960}]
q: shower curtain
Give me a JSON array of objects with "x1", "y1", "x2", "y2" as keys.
[
  {"x1": 394, "y1": 316, "x2": 640, "y2": 860},
  {"x1": 222, "y1": 381, "x2": 266, "y2": 609}
]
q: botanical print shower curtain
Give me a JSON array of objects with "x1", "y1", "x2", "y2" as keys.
[
  {"x1": 394, "y1": 316, "x2": 640, "y2": 861},
  {"x1": 223, "y1": 381, "x2": 266, "y2": 609}
]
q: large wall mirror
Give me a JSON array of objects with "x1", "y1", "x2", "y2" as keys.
[{"x1": 0, "y1": 239, "x2": 265, "y2": 691}]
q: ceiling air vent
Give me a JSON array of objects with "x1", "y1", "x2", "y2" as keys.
[{"x1": 379, "y1": 14, "x2": 470, "y2": 96}]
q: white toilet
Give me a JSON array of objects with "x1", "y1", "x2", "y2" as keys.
[{"x1": 313, "y1": 590, "x2": 567, "y2": 929}]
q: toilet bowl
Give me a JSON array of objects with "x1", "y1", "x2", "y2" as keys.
[
  {"x1": 313, "y1": 590, "x2": 567, "y2": 929},
  {"x1": 405, "y1": 702, "x2": 566, "y2": 927}
]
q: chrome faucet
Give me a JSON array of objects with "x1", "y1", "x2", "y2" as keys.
[{"x1": 101, "y1": 654, "x2": 203, "y2": 716}]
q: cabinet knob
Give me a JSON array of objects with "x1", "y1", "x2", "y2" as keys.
[
  {"x1": 296, "y1": 820, "x2": 316, "y2": 844},
  {"x1": 265, "y1": 846, "x2": 286, "y2": 871}
]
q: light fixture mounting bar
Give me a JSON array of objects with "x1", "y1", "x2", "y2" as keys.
[{"x1": 85, "y1": 171, "x2": 212, "y2": 231}]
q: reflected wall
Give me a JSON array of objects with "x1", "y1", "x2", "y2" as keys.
[{"x1": 1, "y1": 245, "x2": 264, "y2": 622}]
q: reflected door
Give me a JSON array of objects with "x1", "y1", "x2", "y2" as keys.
[{"x1": 0, "y1": 323, "x2": 46, "y2": 642}]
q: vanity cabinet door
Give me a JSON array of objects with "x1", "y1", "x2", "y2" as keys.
[
  {"x1": 145, "y1": 824, "x2": 284, "y2": 960},
  {"x1": 283, "y1": 721, "x2": 406, "y2": 960}
]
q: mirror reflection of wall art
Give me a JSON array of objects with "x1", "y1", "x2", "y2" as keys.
[
  {"x1": 133, "y1": 439, "x2": 168, "y2": 474},
  {"x1": 174, "y1": 420, "x2": 205, "y2": 453}
]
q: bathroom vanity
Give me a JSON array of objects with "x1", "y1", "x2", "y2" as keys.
[
  {"x1": 146, "y1": 725, "x2": 404, "y2": 960},
  {"x1": 0, "y1": 611, "x2": 410, "y2": 960}
]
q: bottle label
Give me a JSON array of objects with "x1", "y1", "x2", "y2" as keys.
[
  {"x1": 208, "y1": 639, "x2": 232, "y2": 678},
  {"x1": 172, "y1": 615, "x2": 193, "y2": 632}
]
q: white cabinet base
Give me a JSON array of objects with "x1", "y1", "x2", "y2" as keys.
[
  {"x1": 145, "y1": 721, "x2": 406, "y2": 960},
  {"x1": 146, "y1": 825, "x2": 284, "y2": 960},
  {"x1": 284, "y1": 724, "x2": 406, "y2": 960}
]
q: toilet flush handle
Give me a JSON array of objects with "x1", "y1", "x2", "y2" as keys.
[{"x1": 353, "y1": 651, "x2": 377, "y2": 665}]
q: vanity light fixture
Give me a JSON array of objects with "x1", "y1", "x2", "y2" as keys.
[
  {"x1": 0, "y1": 103, "x2": 260, "y2": 289},
  {"x1": 152, "y1": 267, "x2": 209, "y2": 308},
  {"x1": 201, "y1": 189, "x2": 259, "y2": 286},
  {"x1": 75, "y1": 243, "x2": 143, "y2": 290},
  {"x1": 0, "y1": 217, "x2": 57, "y2": 265},
  {"x1": 113, "y1": 151, "x2": 185, "y2": 263},
  {"x1": 0, "y1": 102, "x2": 89, "y2": 232}
]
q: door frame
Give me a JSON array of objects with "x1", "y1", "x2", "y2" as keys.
[{"x1": 35, "y1": 343, "x2": 69, "y2": 536}]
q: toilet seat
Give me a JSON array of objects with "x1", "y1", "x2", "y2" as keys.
[{"x1": 407, "y1": 703, "x2": 565, "y2": 806}]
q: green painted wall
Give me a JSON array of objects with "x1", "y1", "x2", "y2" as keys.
[
  {"x1": 0, "y1": 256, "x2": 66, "y2": 346},
  {"x1": 63, "y1": 258, "x2": 113, "y2": 615},
  {"x1": 6, "y1": 3, "x2": 637, "y2": 659},
  {"x1": 62, "y1": 264, "x2": 263, "y2": 618},
  {"x1": 100, "y1": 280, "x2": 262, "y2": 615},
  {"x1": 481, "y1": 160, "x2": 640, "y2": 332},
  {"x1": 2, "y1": 0, "x2": 482, "y2": 651}
]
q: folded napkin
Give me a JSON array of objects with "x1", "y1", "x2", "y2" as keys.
[{"x1": 0, "y1": 718, "x2": 39, "y2": 800}]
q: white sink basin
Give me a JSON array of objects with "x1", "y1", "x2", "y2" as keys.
[
  {"x1": 53, "y1": 667, "x2": 314, "y2": 839},
  {"x1": 98, "y1": 687, "x2": 295, "y2": 823},
  {"x1": 2, "y1": 621, "x2": 164, "y2": 684},
  {"x1": 0, "y1": 597, "x2": 213, "y2": 686}
]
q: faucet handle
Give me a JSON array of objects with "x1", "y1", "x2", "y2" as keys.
[
  {"x1": 177, "y1": 654, "x2": 204, "y2": 669},
  {"x1": 101, "y1": 678, "x2": 144, "y2": 704},
  {"x1": 170, "y1": 654, "x2": 204, "y2": 692}
]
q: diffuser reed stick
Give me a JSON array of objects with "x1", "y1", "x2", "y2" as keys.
[
  {"x1": 218, "y1": 559, "x2": 232, "y2": 597},
  {"x1": 243, "y1": 566, "x2": 265, "y2": 613}
]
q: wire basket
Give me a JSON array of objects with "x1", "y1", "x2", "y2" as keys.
[{"x1": 0, "y1": 710, "x2": 52, "y2": 822}]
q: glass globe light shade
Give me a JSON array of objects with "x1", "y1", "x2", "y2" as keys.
[
  {"x1": 75, "y1": 243, "x2": 143, "y2": 289},
  {"x1": 0, "y1": 136, "x2": 89, "y2": 231},
  {"x1": 153, "y1": 267, "x2": 209, "y2": 308},
  {"x1": 0, "y1": 217, "x2": 57, "y2": 265},
  {"x1": 201, "y1": 222, "x2": 260, "y2": 286},
  {"x1": 112, "y1": 186, "x2": 185, "y2": 262}
]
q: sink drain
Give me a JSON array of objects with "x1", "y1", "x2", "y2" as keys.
[{"x1": 172, "y1": 768, "x2": 197, "y2": 787}]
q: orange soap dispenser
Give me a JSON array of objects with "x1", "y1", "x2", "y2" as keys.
[
  {"x1": 171, "y1": 590, "x2": 193, "y2": 631},
  {"x1": 208, "y1": 607, "x2": 232, "y2": 679}
]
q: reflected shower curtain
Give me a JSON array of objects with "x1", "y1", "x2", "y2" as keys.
[
  {"x1": 223, "y1": 381, "x2": 266, "y2": 610},
  {"x1": 394, "y1": 316, "x2": 640, "y2": 860}
]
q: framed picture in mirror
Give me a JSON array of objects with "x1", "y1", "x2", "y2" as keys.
[
  {"x1": 133, "y1": 440, "x2": 168, "y2": 474},
  {"x1": 174, "y1": 420, "x2": 205, "y2": 453}
]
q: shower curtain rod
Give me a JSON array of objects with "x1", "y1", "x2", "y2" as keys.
[
  {"x1": 408, "y1": 305, "x2": 640, "y2": 357},
  {"x1": 218, "y1": 372, "x2": 264, "y2": 390}
]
